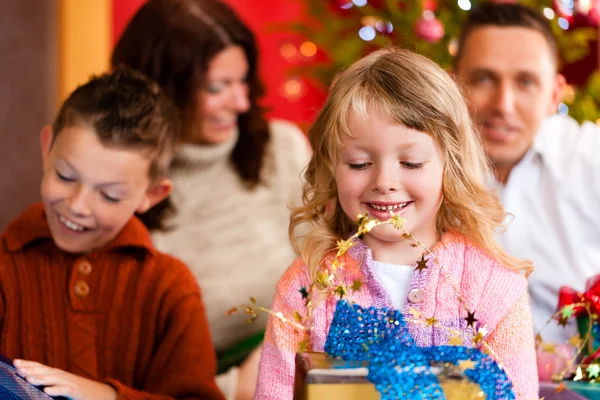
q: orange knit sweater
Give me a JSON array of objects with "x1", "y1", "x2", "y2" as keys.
[{"x1": 0, "y1": 203, "x2": 224, "y2": 400}]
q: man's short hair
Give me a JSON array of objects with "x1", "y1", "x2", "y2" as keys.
[{"x1": 455, "y1": 2, "x2": 558, "y2": 67}]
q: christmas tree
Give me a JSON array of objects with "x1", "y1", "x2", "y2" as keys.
[{"x1": 280, "y1": 0, "x2": 599, "y2": 123}]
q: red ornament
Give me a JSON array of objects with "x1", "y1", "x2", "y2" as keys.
[
  {"x1": 574, "y1": 0, "x2": 600, "y2": 25},
  {"x1": 423, "y1": 0, "x2": 437, "y2": 11},
  {"x1": 415, "y1": 12, "x2": 444, "y2": 43}
]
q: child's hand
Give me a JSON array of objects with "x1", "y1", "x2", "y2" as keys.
[{"x1": 14, "y1": 359, "x2": 117, "y2": 400}]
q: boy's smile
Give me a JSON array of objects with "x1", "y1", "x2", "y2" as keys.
[{"x1": 40, "y1": 125, "x2": 157, "y2": 254}]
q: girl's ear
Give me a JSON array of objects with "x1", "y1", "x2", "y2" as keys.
[
  {"x1": 40, "y1": 126, "x2": 54, "y2": 166},
  {"x1": 136, "y1": 178, "x2": 173, "y2": 214}
]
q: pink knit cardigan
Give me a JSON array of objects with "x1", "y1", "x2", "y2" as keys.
[{"x1": 255, "y1": 232, "x2": 538, "y2": 400}]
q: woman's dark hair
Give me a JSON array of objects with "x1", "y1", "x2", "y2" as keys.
[{"x1": 112, "y1": 0, "x2": 270, "y2": 229}]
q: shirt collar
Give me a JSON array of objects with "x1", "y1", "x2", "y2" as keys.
[{"x1": 3, "y1": 202, "x2": 156, "y2": 256}]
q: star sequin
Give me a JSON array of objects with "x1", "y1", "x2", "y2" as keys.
[
  {"x1": 561, "y1": 305, "x2": 574, "y2": 319},
  {"x1": 299, "y1": 287, "x2": 309, "y2": 299},
  {"x1": 587, "y1": 364, "x2": 600, "y2": 379},
  {"x1": 458, "y1": 359, "x2": 476, "y2": 371},
  {"x1": 334, "y1": 285, "x2": 348, "y2": 298},
  {"x1": 414, "y1": 254, "x2": 429, "y2": 273},
  {"x1": 542, "y1": 342, "x2": 556, "y2": 354},
  {"x1": 351, "y1": 279, "x2": 364, "y2": 292},
  {"x1": 555, "y1": 315, "x2": 569, "y2": 327},
  {"x1": 465, "y1": 311, "x2": 478, "y2": 328},
  {"x1": 390, "y1": 213, "x2": 406, "y2": 230},
  {"x1": 569, "y1": 334, "x2": 583, "y2": 347}
]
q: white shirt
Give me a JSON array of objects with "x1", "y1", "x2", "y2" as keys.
[
  {"x1": 493, "y1": 114, "x2": 600, "y2": 344},
  {"x1": 371, "y1": 260, "x2": 414, "y2": 310}
]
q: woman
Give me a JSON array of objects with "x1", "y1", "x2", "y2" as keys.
[{"x1": 112, "y1": 1, "x2": 310, "y2": 399}]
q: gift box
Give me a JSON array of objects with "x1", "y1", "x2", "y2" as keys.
[
  {"x1": 540, "y1": 381, "x2": 600, "y2": 400},
  {"x1": 293, "y1": 352, "x2": 485, "y2": 400}
]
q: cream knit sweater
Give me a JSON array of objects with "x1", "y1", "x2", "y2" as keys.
[{"x1": 151, "y1": 120, "x2": 310, "y2": 398}]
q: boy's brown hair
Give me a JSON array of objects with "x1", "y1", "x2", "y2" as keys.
[{"x1": 52, "y1": 67, "x2": 180, "y2": 180}]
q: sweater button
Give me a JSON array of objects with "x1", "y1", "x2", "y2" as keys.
[
  {"x1": 77, "y1": 260, "x2": 92, "y2": 275},
  {"x1": 74, "y1": 280, "x2": 90, "y2": 297},
  {"x1": 408, "y1": 289, "x2": 424, "y2": 303}
]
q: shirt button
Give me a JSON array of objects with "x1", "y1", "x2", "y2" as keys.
[
  {"x1": 408, "y1": 289, "x2": 425, "y2": 303},
  {"x1": 74, "y1": 280, "x2": 90, "y2": 297},
  {"x1": 77, "y1": 260, "x2": 92, "y2": 275}
]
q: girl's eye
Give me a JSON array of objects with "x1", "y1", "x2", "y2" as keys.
[
  {"x1": 56, "y1": 171, "x2": 75, "y2": 182},
  {"x1": 349, "y1": 163, "x2": 369, "y2": 170},
  {"x1": 402, "y1": 162, "x2": 424, "y2": 170},
  {"x1": 101, "y1": 193, "x2": 121, "y2": 203}
]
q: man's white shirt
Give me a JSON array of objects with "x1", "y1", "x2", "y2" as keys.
[{"x1": 493, "y1": 114, "x2": 600, "y2": 344}]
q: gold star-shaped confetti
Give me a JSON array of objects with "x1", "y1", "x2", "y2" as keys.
[
  {"x1": 448, "y1": 333, "x2": 463, "y2": 346},
  {"x1": 316, "y1": 270, "x2": 334, "y2": 288},
  {"x1": 331, "y1": 259, "x2": 344, "y2": 271},
  {"x1": 425, "y1": 316, "x2": 439, "y2": 327},
  {"x1": 587, "y1": 364, "x2": 600, "y2": 379},
  {"x1": 336, "y1": 239, "x2": 355, "y2": 256},
  {"x1": 414, "y1": 254, "x2": 429, "y2": 273},
  {"x1": 556, "y1": 315, "x2": 569, "y2": 327},
  {"x1": 458, "y1": 360, "x2": 476, "y2": 371},
  {"x1": 569, "y1": 334, "x2": 583, "y2": 348},
  {"x1": 408, "y1": 307, "x2": 421, "y2": 319},
  {"x1": 294, "y1": 311, "x2": 302, "y2": 323},
  {"x1": 465, "y1": 311, "x2": 478, "y2": 328},
  {"x1": 298, "y1": 339, "x2": 309, "y2": 352},
  {"x1": 561, "y1": 305, "x2": 574, "y2": 319},
  {"x1": 334, "y1": 285, "x2": 348, "y2": 298},
  {"x1": 226, "y1": 307, "x2": 238, "y2": 316},
  {"x1": 542, "y1": 342, "x2": 557, "y2": 354},
  {"x1": 472, "y1": 326, "x2": 488, "y2": 344},
  {"x1": 351, "y1": 279, "x2": 364, "y2": 292},
  {"x1": 390, "y1": 213, "x2": 406, "y2": 230}
]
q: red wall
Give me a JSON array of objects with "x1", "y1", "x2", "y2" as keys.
[{"x1": 112, "y1": 0, "x2": 326, "y2": 131}]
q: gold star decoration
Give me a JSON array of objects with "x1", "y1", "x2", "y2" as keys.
[
  {"x1": 336, "y1": 239, "x2": 355, "y2": 256},
  {"x1": 448, "y1": 333, "x2": 463, "y2": 346},
  {"x1": 408, "y1": 307, "x2": 421, "y2": 319},
  {"x1": 351, "y1": 279, "x2": 364, "y2": 292},
  {"x1": 425, "y1": 316, "x2": 439, "y2": 327},
  {"x1": 465, "y1": 311, "x2": 478, "y2": 328},
  {"x1": 390, "y1": 213, "x2": 406, "y2": 230},
  {"x1": 458, "y1": 360, "x2": 476, "y2": 371},
  {"x1": 414, "y1": 254, "x2": 429, "y2": 273},
  {"x1": 542, "y1": 342, "x2": 557, "y2": 354},
  {"x1": 334, "y1": 285, "x2": 348, "y2": 299},
  {"x1": 587, "y1": 364, "x2": 600, "y2": 379},
  {"x1": 555, "y1": 315, "x2": 569, "y2": 327},
  {"x1": 316, "y1": 270, "x2": 334, "y2": 288},
  {"x1": 298, "y1": 339, "x2": 309, "y2": 352},
  {"x1": 569, "y1": 334, "x2": 583, "y2": 348},
  {"x1": 472, "y1": 327, "x2": 488, "y2": 344}
]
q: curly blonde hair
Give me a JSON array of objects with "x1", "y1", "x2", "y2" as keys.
[{"x1": 290, "y1": 47, "x2": 532, "y2": 279}]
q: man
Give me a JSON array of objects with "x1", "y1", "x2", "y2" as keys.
[{"x1": 455, "y1": 2, "x2": 600, "y2": 344}]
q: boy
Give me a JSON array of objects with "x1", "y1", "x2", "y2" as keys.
[{"x1": 0, "y1": 68, "x2": 224, "y2": 400}]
